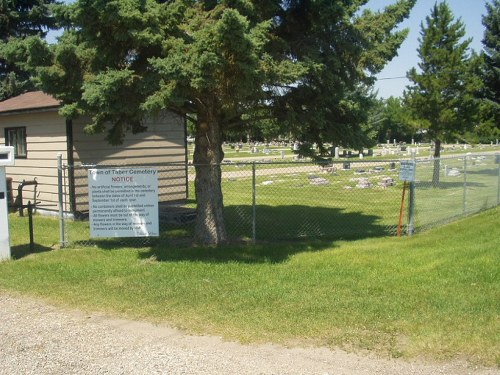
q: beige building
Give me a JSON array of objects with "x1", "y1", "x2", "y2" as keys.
[{"x1": 0, "y1": 91, "x2": 188, "y2": 217}]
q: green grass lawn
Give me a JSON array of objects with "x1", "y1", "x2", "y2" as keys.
[{"x1": 2, "y1": 206, "x2": 499, "y2": 366}]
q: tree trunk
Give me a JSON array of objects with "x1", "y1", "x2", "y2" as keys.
[
  {"x1": 432, "y1": 139, "x2": 441, "y2": 186},
  {"x1": 192, "y1": 108, "x2": 228, "y2": 246}
]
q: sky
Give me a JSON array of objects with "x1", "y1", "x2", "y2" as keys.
[
  {"x1": 367, "y1": 0, "x2": 490, "y2": 98},
  {"x1": 48, "y1": 0, "x2": 489, "y2": 99}
]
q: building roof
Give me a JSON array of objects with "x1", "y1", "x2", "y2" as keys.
[{"x1": 0, "y1": 91, "x2": 61, "y2": 114}]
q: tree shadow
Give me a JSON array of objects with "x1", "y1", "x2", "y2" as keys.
[
  {"x1": 465, "y1": 168, "x2": 500, "y2": 177},
  {"x1": 226, "y1": 204, "x2": 390, "y2": 242},
  {"x1": 10, "y1": 243, "x2": 54, "y2": 260},
  {"x1": 139, "y1": 239, "x2": 338, "y2": 264},
  {"x1": 71, "y1": 238, "x2": 159, "y2": 250},
  {"x1": 139, "y1": 204, "x2": 391, "y2": 264}
]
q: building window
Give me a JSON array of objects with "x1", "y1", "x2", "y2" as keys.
[{"x1": 5, "y1": 127, "x2": 27, "y2": 158}]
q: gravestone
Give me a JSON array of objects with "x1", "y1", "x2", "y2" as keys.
[
  {"x1": 378, "y1": 177, "x2": 394, "y2": 187},
  {"x1": 309, "y1": 177, "x2": 329, "y2": 186},
  {"x1": 356, "y1": 178, "x2": 372, "y2": 189}
]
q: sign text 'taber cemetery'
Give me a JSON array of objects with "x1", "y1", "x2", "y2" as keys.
[{"x1": 88, "y1": 168, "x2": 159, "y2": 238}]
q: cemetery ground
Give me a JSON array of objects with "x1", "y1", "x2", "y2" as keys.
[
  {"x1": 1, "y1": 206, "x2": 499, "y2": 369},
  {"x1": 187, "y1": 142, "x2": 500, "y2": 163}
]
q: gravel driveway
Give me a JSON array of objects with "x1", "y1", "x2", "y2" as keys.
[{"x1": 1, "y1": 293, "x2": 498, "y2": 375}]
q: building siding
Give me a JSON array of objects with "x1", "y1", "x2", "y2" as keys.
[
  {"x1": 2, "y1": 108, "x2": 188, "y2": 216},
  {"x1": 1, "y1": 110, "x2": 67, "y2": 212},
  {"x1": 70, "y1": 111, "x2": 187, "y2": 215}
]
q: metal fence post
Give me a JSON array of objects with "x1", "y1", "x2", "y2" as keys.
[
  {"x1": 28, "y1": 201, "x2": 34, "y2": 252},
  {"x1": 463, "y1": 156, "x2": 468, "y2": 215},
  {"x1": 407, "y1": 157, "x2": 416, "y2": 236},
  {"x1": 252, "y1": 162, "x2": 256, "y2": 244},
  {"x1": 57, "y1": 153, "x2": 66, "y2": 248}
]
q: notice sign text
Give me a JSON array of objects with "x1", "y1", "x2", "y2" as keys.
[
  {"x1": 88, "y1": 168, "x2": 159, "y2": 238},
  {"x1": 399, "y1": 160, "x2": 416, "y2": 182}
]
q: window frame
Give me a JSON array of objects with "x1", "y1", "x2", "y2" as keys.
[{"x1": 4, "y1": 126, "x2": 27, "y2": 158}]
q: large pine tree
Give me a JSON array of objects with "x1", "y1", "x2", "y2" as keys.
[
  {"x1": 477, "y1": 0, "x2": 500, "y2": 141},
  {"x1": 0, "y1": 0, "x2": 58, "y2": 100},
  {"x1": 32, "y1": 0, "x2": 415, "y2": 245},
  {"x1": 405, "y1": 1, "x2": 481, "y2": 185}
]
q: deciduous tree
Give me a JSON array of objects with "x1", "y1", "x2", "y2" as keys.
[{"x1": 368, "y1": 96, "x2": 416, "y2": 145}]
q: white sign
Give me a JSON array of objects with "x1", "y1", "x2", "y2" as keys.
[
  {"x1": 0, "y1": 146, "x2": 15, "y2": 166},
  {"x1": 88, "y1": 168, "x2": 159, "y2": 238},
  {"x1": 0, "y1": 146, "x2": 15, "y2": 261},
  {"x1": 0, "y1": 168, "x2": 11, "y2": 260},
  {"x1": 399, "y1": 160, "x2": 416, "y2": 182}
]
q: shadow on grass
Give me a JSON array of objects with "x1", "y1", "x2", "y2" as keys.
[
  {"x1": 140, "y1": 239, "x2": 339, "y2": 264},
  {"x1": 465, "y1": 168, "x2": 500, "y2": 177},
  {"x1": 139, "y1": 204, "x2": 390, "y2": 264},
  {"x1": 10, "y1": 243, "x2": 54, "y2": 260},
  {"x1": 225, "y1": 204, "x2": 390, "y2": 241},
  {"x1": 70, "y1": 237, "x2": 161, "y2": 250}
]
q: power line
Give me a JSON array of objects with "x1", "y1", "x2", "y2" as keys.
[{"x1": 377, "y1": 76, "x2": 408, "y2": 80}]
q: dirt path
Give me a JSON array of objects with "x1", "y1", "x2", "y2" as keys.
[{"x1": 0, "y1": 293, "x2": 498, "y2": 375}]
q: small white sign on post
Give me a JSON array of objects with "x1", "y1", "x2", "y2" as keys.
[
  {"x1": 0, "y1": 146, "x2": 15, "y2": 261},
  {"x1": 399, "y1": 160, "x2": 416, "y2": 182},
  {"x1": 88, "y1": 168, "x2": 159, "y2": 238}
]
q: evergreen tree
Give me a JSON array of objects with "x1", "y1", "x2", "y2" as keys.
[
  {"x1": 405, "y1": 1, "x2": 481, "y2": 185},
  {"x1": 0, "y1": 0, "x2": 58, "y2": 100},
  {"x1": 477, "y1": 0, "x2": 500, "y2": 141},
  {"x1": 32, "y1": 0, "x2": 415, "y2": 245}
]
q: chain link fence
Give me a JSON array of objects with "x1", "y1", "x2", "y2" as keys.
[
  {"x1": 412, "y1": 154, "x2": 499, "y2": 231},
  {"x1": 58, "y1": 153, "x2": 499, "y2": 247}
]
